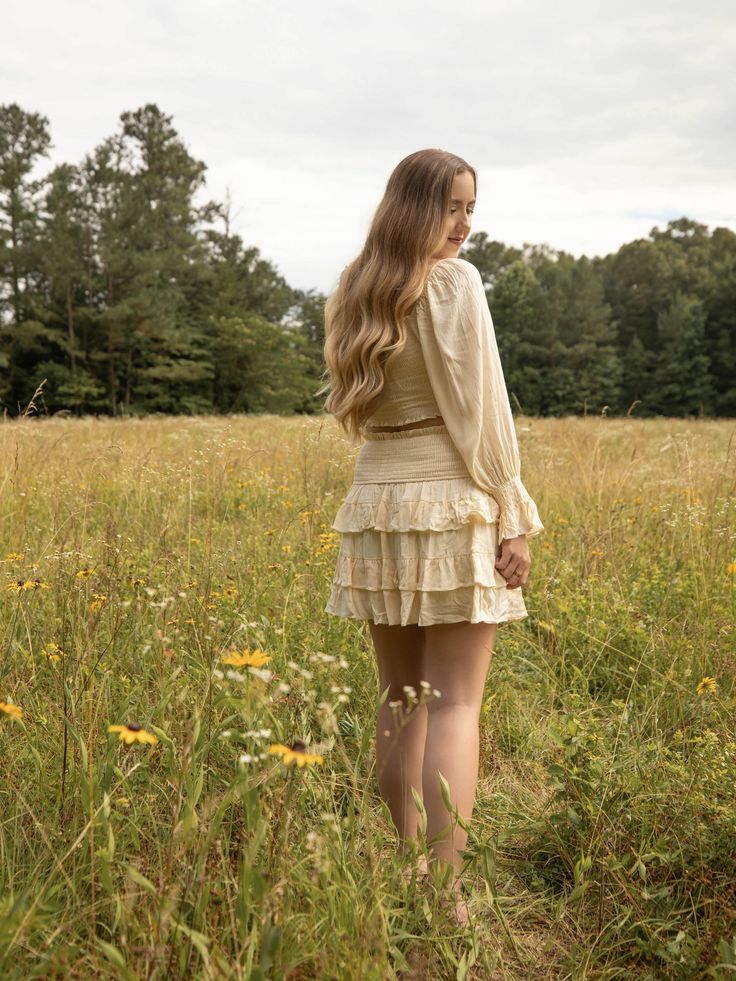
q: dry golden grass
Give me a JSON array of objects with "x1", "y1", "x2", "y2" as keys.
[{"x1": 0, "y1": 412, "x2": 734, "y2": 979}]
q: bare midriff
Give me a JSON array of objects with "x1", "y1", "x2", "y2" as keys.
[{"x1": 365, "y1": 414, "x2": 445, "y2": 433}]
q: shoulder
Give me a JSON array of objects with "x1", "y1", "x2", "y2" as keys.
[{"x1": 423, "y1": 257, "x2": 483, "y2": 298}]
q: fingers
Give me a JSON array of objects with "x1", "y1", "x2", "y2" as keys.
[
  {"x1": 495, "y1": 553, "x2": 530, "y2": 589},
  {"x1": 504, "y1": 563, "x2": 528, "y2": 589}
]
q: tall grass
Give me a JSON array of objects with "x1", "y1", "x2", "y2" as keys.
[{"x1": 0, "y1": 413, "x2": 734, "y2": 979}]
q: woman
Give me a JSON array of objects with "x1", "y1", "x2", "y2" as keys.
[{"x1": 318, "y1": 149, "x2": 544, "y2": 926}]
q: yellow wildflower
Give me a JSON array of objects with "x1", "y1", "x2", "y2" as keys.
[
  {"x1": 1, "y1": 702, "x2": 22, "y2": 721},
  {"x1": 6, "y1": 579, "x2": 49, "y2": 592},
  {"x1": 108, "y1": 724, "x2": 158, "y2": 745},
  {"x1": 76, "y1": 568, "x2": 95, "y2": 579},
  {"x1": 696, "y1": 677, "x2": 718, "y2": 695},
  {"x1": 4, "y1": 553, "x2": 24, "y2": 562},
  {"x1": 726, "y1": 562, "x2": 736, "y2": 575},
  {"x1": 222, "y1": 648, "x2": 272, "y2": 668},
  {"x1": 268, "y1": 740, "x2": 324, "y2": 767},
  {"x1": 41, "y1": 642, "x2": 63, "y2": 662}
]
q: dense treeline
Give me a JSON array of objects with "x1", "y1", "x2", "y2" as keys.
[{"x1": 1, "y1": 102, "x2": 734, "y2": 418}]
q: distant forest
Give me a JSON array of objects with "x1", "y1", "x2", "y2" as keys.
[{"x1": 1, "y1": 102, "x2": 734, "y2": 419}]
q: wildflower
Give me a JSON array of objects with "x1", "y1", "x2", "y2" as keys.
[
  {"x1": 76, "y1": 568, "x2": 96, "y2": 579},
  {"x1": 129, "y1": 577, "x2": 146, "y2": 586},
  {"x1": 6, "y1": 579, "x2": 49, "y2": 592},
  {"x1": 0, "y1": 701, "x2": 22, "y2": 721},
  {"x1": 727, "y1": 562, "x2": 736, "y2": 575},
  {"x1": 108, "y1": 723, "x2": 158, "y2": 745},
  {"x1": 40, "y1": 642, "x2": 63, "y2": 662},
  {"x1": 268, "y1": 740, "x2": 324, "y2": 767},
  {"x1": 696, "y1": 676, "x2": 718, "y2": 695},
  {"x1": 222, "y1": 648, "x2": 272, "y2": 668},
  {"x1": 4, "y1": 552, "x2": 24, "y2": 562}
]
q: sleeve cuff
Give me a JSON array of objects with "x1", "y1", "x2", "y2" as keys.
[{"x1": 492, "y1": 477, "x2": 545, "y2": 542}]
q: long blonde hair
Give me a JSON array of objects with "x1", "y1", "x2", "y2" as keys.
[{"x1": 317, "y1": 149, "x2": 477, "y2": 444}]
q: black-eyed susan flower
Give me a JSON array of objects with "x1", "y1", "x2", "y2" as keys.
[
  {"x1": 4, "y1": 552, "x2": 24, "y2": 562},
  {"x1": 727, "y1": 562, "x2": 736, "y2": 575},
  {"x1": 222, "y1": 648, "x2": 272, "y2": 668},
  {"x1": 5, "y1": 579, "x2": 50, "y2": 593},
  {"x1": 696, "y1": 676, "x2": 718, "y2": 695},
  {"x1": 76, "y1": 568, "x2": 96, "y2": 579},
  {"x1": 40, "y1": 642, "x2": 63, "y2": 662},
  {"x1": 0, "y1": 701, "x2": 22, "y2": 721},
  {"x1": 108, "y1": 723, "x2": 158, "y2": 745},
  {"x1": 268, "y1": 740, "x2": 324, "y2": 767}
]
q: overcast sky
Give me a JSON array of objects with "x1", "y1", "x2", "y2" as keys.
[{"x1": 4, "y1": 0, "x2": 735, "y2": 294}]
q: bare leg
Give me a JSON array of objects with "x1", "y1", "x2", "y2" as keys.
[
  {"x1": 421, "y1": 621, "x2": 496, "y2": 901},
  {"x1": 368, "y1": 621, "x2": 428, "y2": 852}
]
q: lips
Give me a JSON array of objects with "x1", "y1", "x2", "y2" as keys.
[{"x1": 448, "y1": 237, "x2": 463, "y2": 244}]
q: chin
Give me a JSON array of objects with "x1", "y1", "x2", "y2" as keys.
[{"x1": 433, "y1": 243, "x2": 462, "y2": 260}]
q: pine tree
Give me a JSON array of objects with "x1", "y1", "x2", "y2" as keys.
[
  {"x1": 0, "y1": 103, "x2": 52, "y2": 405},
  {"x1": 651, "y1": 292, "x2": 713, "y2": 416},
  {"x1": 490, "y1": 260, "x2": 549, "y2": 415}
]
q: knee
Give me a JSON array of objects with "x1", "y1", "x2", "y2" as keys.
[{"x1": 426, "y1": 696, "x2": 481, "y2": 721}]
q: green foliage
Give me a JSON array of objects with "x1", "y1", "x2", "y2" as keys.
[{"x1": 3, "y1": 102, "x2": 736, "y2": 420}]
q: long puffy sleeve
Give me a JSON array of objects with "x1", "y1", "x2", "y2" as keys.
[{"x1": 414, "y1": 258, "x2": 544, "y2": 543}]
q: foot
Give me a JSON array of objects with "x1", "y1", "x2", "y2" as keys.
[
  {"x1": 401, "y1": 853, "x2": 429, "y2": 884},
  {"x1": 451, "y1": 886, "x2": 471, "y2": 927}
]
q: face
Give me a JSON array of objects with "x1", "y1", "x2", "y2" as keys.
[{"x1": 431, "y1": 170, "x2": 475, "y2": 260}]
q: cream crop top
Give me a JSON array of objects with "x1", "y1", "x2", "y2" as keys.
[{"x1": 364, "y1": 257, "x2": 544, "y2": 543}]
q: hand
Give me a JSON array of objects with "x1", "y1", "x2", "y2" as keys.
[{"x1": 495, "y1": 534, "x2": 531, "y2": 590}]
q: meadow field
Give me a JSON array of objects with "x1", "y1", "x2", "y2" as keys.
[{"x1": 0, "y1": 412, "x2": 734, "y2": 980}]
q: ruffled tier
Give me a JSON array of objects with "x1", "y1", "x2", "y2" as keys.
[
  {"x1": 325, "y1": 475, "x2": 530, "y2": 627},
  {"x1": 331, "y1": 476, "x2": 501, "y2": 533},
  {"x1": 325, "y1": 580, "x2": 528, "y2": 627}
]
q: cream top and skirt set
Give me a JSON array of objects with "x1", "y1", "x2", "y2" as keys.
[{"x1": 324, "y1": 257, "x2": 545, "y2": 627}]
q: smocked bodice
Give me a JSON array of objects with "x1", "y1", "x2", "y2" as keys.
[{"x1": 364, "y1": 310, "x2": 443, "y2": 428}]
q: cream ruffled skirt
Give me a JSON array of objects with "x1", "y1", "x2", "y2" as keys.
[{"x1": 324, "y1": 424, "x2": 529, "y2": 627}]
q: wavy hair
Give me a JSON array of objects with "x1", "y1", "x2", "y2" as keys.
[{"x1": 316, "y1": 149, "x2": 477, "y2": 444}]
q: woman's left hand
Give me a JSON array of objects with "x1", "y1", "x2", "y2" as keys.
[{"x1": 495, "y1": 535, "x2": 531, "y2": 589}]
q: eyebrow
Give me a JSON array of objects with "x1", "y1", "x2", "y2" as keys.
[{"x1": 451, "y1": 198, "x2": 476, "y2": 204}]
